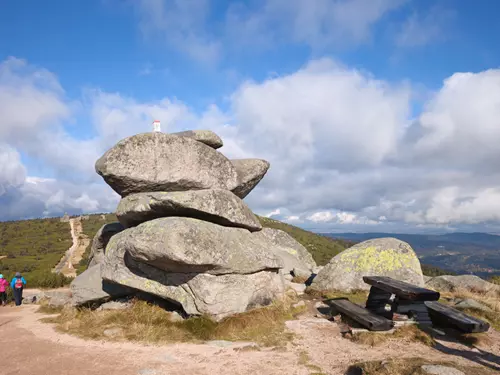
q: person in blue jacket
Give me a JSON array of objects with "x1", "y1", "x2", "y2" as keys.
[{"x1": 11, "y1": 272, "x2": 26, "y2": 306}]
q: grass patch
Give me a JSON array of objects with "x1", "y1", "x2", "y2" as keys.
[
  {"x1": 346, "y1": 357, "x2": 496, "y2": 375},
  {"x1": 350, "y1": 325, "x2": 435, "y2": 347},
  {"x1": 43, "y1": 298, "x2": 304, "y2": 346},
  {"x1": 306, "y1": 288, "x2": 368, "y2": 306}
]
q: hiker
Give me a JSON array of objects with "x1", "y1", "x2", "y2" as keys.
[
  {"x1": 0, "y1": 274, "x2": 8, "y2": 306},
  {"x1": 10, "y1": 272, "x2": 26, "y2": 306}
]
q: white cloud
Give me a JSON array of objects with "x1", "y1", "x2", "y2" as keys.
[
  {"x1": 3, "y1": 56, "x2": 500, "y2": 232},
  {"x1": 395, "y1": 5, "x2": 455, "y2": 48},
  {"x1": 133, "y1": 0, "x2": 407, "y2": 63}
]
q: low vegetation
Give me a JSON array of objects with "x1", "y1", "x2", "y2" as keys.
[
  {"x1": 346, "y1": 357, "x2": 496, "y2": 375},
  {"x1": 350, "y1": 325, "x2": 435, "y2": 347},
  {"x1": 421, "y1": 264, "x2": 456, "y2": 277},
  {"x1": 43, "y1": 297, "x2": 306, "y2": 346},
  {"x1": 258, "y1": 216, "x2": 355, "y2": 265},
  {"x1": 0, "y1": 217, "x2": 73, "y2": 287}
]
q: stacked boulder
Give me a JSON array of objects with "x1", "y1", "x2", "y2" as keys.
[{"x1": 71, "y1": 130, "x2": 316, "y2": 320}]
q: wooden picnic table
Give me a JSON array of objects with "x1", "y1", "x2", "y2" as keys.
[{"x1": 363, "y1": 276, "x2": 440, "y2": 325}]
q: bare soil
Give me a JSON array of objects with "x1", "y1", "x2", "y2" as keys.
[
  {"x1": 1, "y1": 303, "x2": 499, "y2": 375},
  {"x1": 53, "y1": 218, "x2": 90, "y2": 278}
]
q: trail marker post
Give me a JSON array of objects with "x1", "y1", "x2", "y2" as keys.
[{"x1": 152, "y1": 120, "x2": 161, "y2": 132}]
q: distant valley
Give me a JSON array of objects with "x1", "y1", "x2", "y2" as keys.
[{"x1": 326, "y1": 232, "x2": 500, "y2": 278}]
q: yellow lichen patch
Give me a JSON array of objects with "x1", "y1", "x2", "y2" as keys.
[{"x1": 339, "y1": 246, "x2": 418, "y2": 273}]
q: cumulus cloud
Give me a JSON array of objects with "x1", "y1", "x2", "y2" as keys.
[{"x1": 3, "y1": 55, "x2": 500, "y2": 233}]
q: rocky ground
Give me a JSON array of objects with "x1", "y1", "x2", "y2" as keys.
[{"x1": 1, "y1": 300, "x2": 499, "y2": 375}]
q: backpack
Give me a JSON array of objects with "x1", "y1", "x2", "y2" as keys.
[{"x1": 14, "y1": 278, "x2": 23, "y2": 289}]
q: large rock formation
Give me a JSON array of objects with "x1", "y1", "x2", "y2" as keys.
[
  {"x1": 73, "y1": 129, "x2": 311, "y2": 320},
  {"x1": 116, "y1": 189, "x2": 261, "y2": 231},
  {"x1": 95, "y1": 132, "x2": 239, "y2": 196},
  {"x1": 311, "y1": 238, "x2": 424, "y2": 292},
  {"x1": 254, "y1": 228, "x2": 316, "y2": 274},
  {"x1": 88, "y1": 222, "x2": 125, "y2": 268}
]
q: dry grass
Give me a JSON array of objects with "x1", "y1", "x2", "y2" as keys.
[
  {"x1": 346, "y1": 357, "x2": 496, "y2": 375},
  {"x1": 305, "y1": 288, "x2": 368, "y2": 305},
  {"x1": 42, "y1": 298, "x2": 306, "y2": 347},
  {"x1": 350, "y1": 325, "x2": 436, "y2": 347}
]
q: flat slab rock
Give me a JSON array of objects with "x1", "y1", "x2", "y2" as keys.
[
  {"x1": 171, "y1": 130, "x2": 223, "y2": 149},
  {"x1": 95, "y1": 132, "x2": 238, "y2": 196},
  {"x1": 253, "y1": 228, "x2": 317, "y2": 274},
  {"x1": 108, "y1": 217, "x2": 282, "y2": 275},
  {"x1": 116, "y1": 189, "x2": 262, "y2": 232},
  {"x1": 231, "y1": 159, "x2": 270, "y2": 199}
]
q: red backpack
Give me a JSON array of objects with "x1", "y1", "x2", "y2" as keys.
[{"x1": 14, "y1": 278, "x2": 23, "y2": 289}]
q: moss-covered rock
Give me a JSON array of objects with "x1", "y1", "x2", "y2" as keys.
[{"x1": 310, "y1": 237, "x2": 424, "y2": 292}]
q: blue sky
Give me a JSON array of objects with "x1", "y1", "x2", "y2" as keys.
[{"x1": 1, "y1": 0, "x2": 500, "y2": 233}]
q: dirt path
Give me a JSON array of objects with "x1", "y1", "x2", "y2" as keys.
[
  {"x1": 1, "y1": 305, "x2": 499, "y2": 375},
  {"x1": 53, "y1": 218, "x2": 90, "y2": 278}
]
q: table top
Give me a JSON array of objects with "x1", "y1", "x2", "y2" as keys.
[{"x1": 363, "y1": 276, "x2": 440, "y2": 301}]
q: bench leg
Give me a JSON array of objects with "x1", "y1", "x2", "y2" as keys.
[
  {"x1": 365, "y1": 286, "x2": 394, "y2": 319},
  {"x1": 395, "y1": 300, "x2": 432, "y2": 325}
]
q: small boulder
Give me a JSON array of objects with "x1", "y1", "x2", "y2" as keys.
[
  {"x1": 70, "y1": 264, "x2": 132, "y2": 306},
  {"x1": 98, "y1": 300, "x2": 132, "y2": 311},
  {"x1": 231, "y1": 159, "x2": 270, "y2": 199},
  {"x1": 171, "y1": 130, "x2": 223, "y2": 149},
  {"x1": 103, "y1": 327, "x2": 124, "y2": 338},
  {"x1": 253, "y1": 228, "x2": 316, "y2": 274},
  {"x1": 311, "y1": 238, "x2": 424, "y2": 292},
  {"x1": 116, "y1": 189, "x2": 261, "y2": 231},
  {"x1": 88, "y1": 222, "x2": 125, "y2": 268},
  {"x1": 426, "y1": 275, "x2": 499, "y2": 294},
  {"x1": 292, "y1": 267, "x2": 313, "y2": 281},
  {"x1": 454, "y1": 298, "x2": 492, "y2": 312},
  {"x1": 95, "y1": 132, "x2": 239, "y2": 196},
  {"x1": 421, "y1": 364, "x2": 465, "y2": 375},
  {"x1": 44, "y1": 290, "x2": 72, "y2": 307}
]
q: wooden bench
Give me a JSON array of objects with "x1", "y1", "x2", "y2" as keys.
[
  {"x1": 325, "y1": 298, "x2": 394, "y2": 331},
  {"x1": 425, "y1": 301, "x2": 490, "y2": 333},
  {"x1": 363, "y1": 276, "x2": 440, "y2": 324}
]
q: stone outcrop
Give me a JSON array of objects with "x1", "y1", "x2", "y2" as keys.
[
  {"x1": 95, "y1": 132, "x2": 239, "y2": 196},
  {"x1": 71, "y1": 264, "x2": 132, "y2": 306},
  {"x1": 116, "y1": 189, "x2": 261, "y2": 231},
  {"x1": 72, "y1": 129, "x2": 310, "y2": 320},
  {"x1": 425, "y1": 275, "x2": 499, "y2": 294},
  {"x1": 106, "y1": 217, "x2": 282, "y2": 275},
  {"x1": 172, "y1": 130, "x2": 223, "y2": 149},
  {"x1": 231, "y1": 159, "x2": 270, "y2": 198},
  {"x1": 88, "y1": 222, "x2": 125, "y2": 268},
  {"x1": 311, "y1": 238, "x2": 424, "y2": 292},
  {"x1": 253, "y1": 228, "x2": 316, "y2": 274}
]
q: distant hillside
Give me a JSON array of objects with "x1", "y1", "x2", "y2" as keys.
[
  {"x1": 0, "y1": 217, "x2": 73, "y2": 287},
  {"x1": 0, "y1": 214, "x2": 355, "y2": 287},
  {"x1": 329, "y1": 232, "x2": 500, "y2": 277}
]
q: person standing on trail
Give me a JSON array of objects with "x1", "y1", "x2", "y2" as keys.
[
  {"x1": 0, "y1": 274, "x2": 8, "y2": 306},
  {"x1": 10, "y1": 272, "x2": 26, "y2": 306}
]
